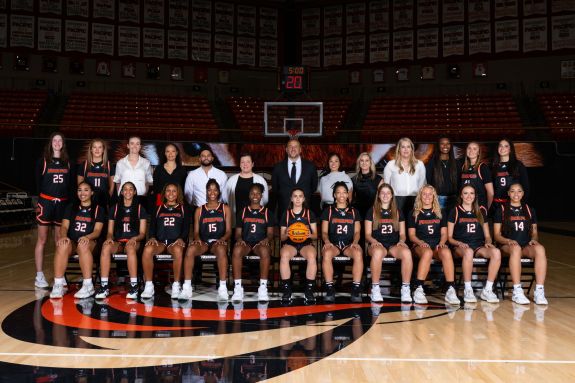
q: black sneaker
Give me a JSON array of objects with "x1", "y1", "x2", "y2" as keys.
[
  {"x1": 351, "y1": 284, "x2": 362, "y2": 303},
  {"x1": 95, "y1": 285, "x2": 110, "y2": 299},
  {"x1": 126, "y1": 283, "x2": 138, "y2": 300},
  {"x1": 324, "y1": 284, "x2": 336, "y2": 303},
  {"x1": 281, "y1": 282, "x2": 292, "y2": 303},
  {"x1": 304, "y1": 285, "x2": 316, "y2": 304}
]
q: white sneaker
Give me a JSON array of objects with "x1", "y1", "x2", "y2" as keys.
[
  {"x1": 178, "y1": 284, "x2": 193, "y2": 301},
  {"x1": 232, "y1": 285, "x2": 244, "y2": 302},
  {"x1": 35, "y1": 274, "x2": 49, "y2": 288},
  {"x1": 370, "y1": 285, "x2": 383, "y2": 302},
  {"x1": 50, "y1": 284, "x2": 65, "y2": 299},
  {"x1": 464, "y1": 287, "x2": 477, "y2": 303},
  {"x1": 444, "y1": 286, "x2": 460, "y2": 305},
  {"x1": 400, "y1": 285, "x2": 412, "y2": 303},
  {"x1": 480, "y1": 288, "x2": 500, "y2": 303},
  {"x1": 512, "y1": 289, "x2": 530, "y2": 305},
  {"x1": 217, "y1": 285, "x2": 228, "y2": 301},
  {"x1": 74, "y1": 283, "x2": 95, "y2": 299},
  {"x1": 171, "y1": 282, "x2": 181, "y2": 300},
  {"x1": 141, "y1": 283, "x2": 155, "y2": 299},
  {"x1": 413, "y1": 286, "x2": 428, "y2": 304},
  {"x1": 534, "y1": 288, "x2": 548, "y2": 305},
  {"x1": 257, "y1": 284, "x2": 269, "y2": 302},
  {"x1": 512, "y1": 302, "x2": 530, "y2": 321}
]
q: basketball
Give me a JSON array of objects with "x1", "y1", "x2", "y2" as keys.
[{"x1": 287, "y1": 222, "x2": 310, "y2": 243}]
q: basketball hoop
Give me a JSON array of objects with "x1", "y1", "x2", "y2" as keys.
[{"x1": 287, "y1": 129, "x2": 301, "y2": 139}]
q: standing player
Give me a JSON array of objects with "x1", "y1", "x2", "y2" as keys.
[
  {"x1": 50, "y1": 182, "x2": 105, "y2": 298},
  {"x1": 141, "y1": 183, "x2": 190, "y2": 299},
  {"x1": 96, "y1": 182, "x2": 148, "y2": 300},
  {"x1": 448, "y1": 185, "x2": 501, "y2": 303},
  {"x1": 180, "y1": 179, "x2": 232, "y2": 301},
  {"x1": 77, "y1": 138, "x2": 114, "y2": 208},
  {"x1": 491, "y1": 139, "x2": 530, "y2": 212},
  {"x1": 460, "y1": 142, "x2": 494, "y2": 211},
  {"x1": 231, "y1": 183, "x2": 274, "y2": 302},
  {"x1": 365, "y1": 183, "x2": 413, "y2": 303},
  {"x1": 35, "y1": 132, "x2": 74, "y2": 288},
  {"x1": 279, "y1": 188, "x2": 318, "y2": 304},
  {"x1": 407, "y1": 185, "x2": 460, "y2": 305},
  {"x1": 321, "y1": 182, "x2": 363, "y2": 303},
  {"x1": 493, "y1": 182, "x2": 547, "y2": 305}
]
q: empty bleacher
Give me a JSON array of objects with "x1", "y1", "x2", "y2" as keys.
[
  {"x1": 537, "y1": 93, "x2": 575, "y2": 140},
  {"x1": 0, "y1": 90, "x2": 48, "y2": 137}
]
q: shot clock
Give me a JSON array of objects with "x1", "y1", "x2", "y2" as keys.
[{"x1": 278, "y1": 66, "x2": 309, "y2": 94}]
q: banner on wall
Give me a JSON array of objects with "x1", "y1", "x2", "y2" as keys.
[
  {"x1": 144, "y1": 0, "x2": 165, "y2": 25},
  {"x1": 468, "y1": 22, "x2": 492, "y2": 54},
  {"x1": 11, "y1": 0, "x2": 33, "y2": 11},
  {"x1": 301, "y1": 8, "x2": 320, "y2": 37},
  {"x1": 495, "y1": 19, "x2": 519, "y2": 52},
  {"x1": 523, "y1": 17, "x2": 548, "y2": 51},
  {"x1": 301, "y1": 39, "x2": 321, "y2": 67},
  {"x1": 65, "y1": 20, "x2": 88, "y2": 52},
  {"x1": 369, "y1": 0, "x2": 390, "y2": 32},
  {"x1": 417, "y1": 0, "x2": 438, "y2": 26},
  {"x1": 393, "y1": 30, "x2": 414, "y2": 60},
  {"x1": 552, "y1": 15, "x2": 575, "y2": 50},
  {"x1": 443, "y1": 0, "x2": 464, "y2": 23},
  {"x1": 0, "y1": 14, "x2": 6, "y2": 48},
  {"x1": 259, "y1": 38, "x2": 277, "y2": 67},
  {"x1": 191, "y1": 31, "x2": 211, "y2": 62},
  {"x1": 236, "y1": 37, "x2": 256, "y2": 66},
  {"x1": 523, "y1": 0, "x2": 547, "y2": 16},
  {"x1": 324, "y1": 5, "x2": 343, "y2": 37},
  {"x1": 346, "y1": 3, "x2": 366, "y2": 35},
  {"x1": 169, "y1": 0, "x2": 188, "y2": 28},
  {"x1": 495, "y1": 0, "x2": 518, "y2": 18},
  {"x1": 393, "y1": 0, "x2": 414, "y2": 30},
  {"x1": 214, "y1": 2, "x2": 234, "y2": 34},
  {"x1": 214, "y1": 34, "x2": 234, "y2": 64},
  {"x1": 551, "y1": 0, "x2": 575, "y2": 12},
  {"x1": 10, "y1": 15, "x2": 34, "y2": 48},
  {"x1": 237, "y1": 5, "x2": 256, "y2": 36},
  {"x1": 40, "y1": 0, "x2": 62, "y2": 15},
  {"x1": 93, "y1": 0, "x2": 115, "y2": 20},
  {"x1": 118, "y1": 26, "x2": 140, "y2": 57},
  {"x1": 91, "y1": 23, "x2": 114, "y2": 55},
  {"x1": 417, "y1": 27, "x2": 438, "y2": 58},
  {"x1": 260, "y1": 7, "x2": 278, "y2": 38},
  {"x1": 369, "y1": 32, "x2": 390, "y2": 62},
  {"x1": 143, "y1": 27, "x2": 164, "y2": 58},
  {"x1": 468, "y1": 0, "x2": 490, "y2": 22},
  {"x1": 38, "y1": 18, "x2": 62, "y2": 52},
  {"x1": 168, "y1": 29, "x2": 188, "y2": 60},
  {"x1": 346, "y1": 35, "x2": 365, "y2": 64},
  {"x1": 119, "y1": 0, "x2": 140, "y2": 23},
  {"x1": 192, "y1": 0, "x2": 211, "y2": 32},
  {"x1": 443, "y1": 25, "x2": 464, "y2": 56},
  {"x1": 323, "y1": 36, "x2": 343, "y2": 67}
]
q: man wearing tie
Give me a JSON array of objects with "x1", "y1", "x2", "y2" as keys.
[{"x1": 271, "y1": 139, "x2": 318, "y2": 218}]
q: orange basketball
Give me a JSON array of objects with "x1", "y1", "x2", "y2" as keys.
[{"x1": 287, "y1": 222, "x2": 310, "y2": 243}]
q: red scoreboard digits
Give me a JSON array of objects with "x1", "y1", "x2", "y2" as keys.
[{"x1": 279, "y1": 66, "x2": 309, "y2": 94}]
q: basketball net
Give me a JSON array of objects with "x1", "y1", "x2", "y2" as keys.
[{"x1": 287, "y1": 129, "x2": 301, "y2": 140}]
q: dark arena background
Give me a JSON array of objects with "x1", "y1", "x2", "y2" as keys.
[{"x1": 1, "y1": 0, "x2": 575, "y2": 382}]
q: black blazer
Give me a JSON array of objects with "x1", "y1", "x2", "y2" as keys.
[{"x1": 271, "y1": 158, "x2": 318, "y2": 219}]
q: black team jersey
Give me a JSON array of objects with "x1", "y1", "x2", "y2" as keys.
[
  {"x1": 493, "y1": 203, "x2": 536, "y2": 247},
  {"x1": 492, "y1": 161, "x2": 529, "y2": 201},
  {"x1": 448, "y1": 205, "x2": 488, "y2": 249},
  {"x1": 407, "y1": 208, "x2": 446, "y2": 248},
  {"x1": 321, "y1": 206, "x2": 360, "y2": 249},
  {"x1": 366, "y1": 207, "x2": 405, "y2": 248},
  {"x1": 460, "y1": 162, "x2": 492, "y2": 208},
  {"x1": 64, "y1": 204, "x2": 105, "y2": 242},
  {"x1": 199, "y1": 203, "x2": 226, "y2": 244},
  {"x1": 282, "y1": 208, "x2": 316, "y2": 247},
  {"x1": 150, "y1": 204, "x2": 190, "y2": 244},
  {"x1": 108, "y1": 202, "x2": 148, "y2": 242},
  {"x1": 239, "y1": 206, "x2": 274, "y2": 245},
  {"x1": 37, "y1": 158, "x2": 71, "y2": 199},
  {"x1": 78, "y1": 160, "x2": 114, "y2": 206}
]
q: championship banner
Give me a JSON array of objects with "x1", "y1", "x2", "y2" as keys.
[
  {"x1": 468, "y1": 0, "x2": 490, "y2": 22},
  {"x1": 118, "y1": 26, "x2": 140, "y2": 57},
  {"x1": 323, "y1": 36, "x2": 343, "y2": 67},
  {"x1": 495, "y1": 19, "x2": 519, "y2": 52},
  {"x1": 39, "y1": 0, "x2": 62, "y2": 15},
  {"x1": 167, "y1": 29, "x2": 188, "y2": 60},
  {"x1": 393, "y1": 0, "x2": 414, "y2": 30},
  {"x1": 324, "y1": 5, "x2": 343, "y2": 37},
  {"x1": 10, "y1": 0, "x2": 32, "y2": 11},
  {"x1": 93, "y1": 0, "x2": 115, "y2": 20},
  {"x1": 214, "y1": 34, "x2": 234, "y2": 64},
  {"x1": 417, "y1": 0, "x2": 438, "y2": 26},
  {"x1": 369, "y1": 0, "x2": 389, "y2": 32},
  {"x1": 214, "y1": 2, "x2": 234, "y2": 34},
  {"x1": 346, "y1": 3, "x2": 366, "y2": 35},
  {"x1": 495, "y1": 0, "x2": 518, "y2": 18},
  {"x1": 236, "y1": 36, "x2": 256, "y2": 66},
  {"x1": 443, "y1": 0, "x2": 464, "y2": 23},
  {"x1": 442, "y1": 24, "x2": 464, "y2": 56},
  {"x1": 258, "y1": 38, "x2": 277, "y2": 67},
  {"x1": 67, "y1": 0, "x2": 88, "y2": 18},
  {"x1": 91, "y1": 23, "x2": 114, "y2": 55},
  {"x1": 119, "y1": 0, "x2": 140, "y2": 23},
  {"x1": 191, "y1": 31, "x2": 211, "y2": 62},
  {"x1": 237, "y1": 5, "x2": 256, "y2": 36},
  {"x1": 417, "y1": 27, "x2": 438, "y2": 58},
  {"x1": 301, "y1": 39, "x2": 321, "y2": 67},
  {"x1": 260, "y1": 7, "x2": 278, "y2": 38},
  {"x1": 552, "y1": 15, "x2": 575, "y2": 50},
  {"x1": 301, "y1": 8, "x2": 320, "y2": 37},
  {"x1": 369, "y1": 32, "x2": 390, "y2": 62},
  {"x1": 346, "y1": 35, "x2": 365, "y2": 64},
  {"x1": 468, "y1": 22, "x2": 491, "y2": 54},
  {"x1": 192, "y1": 0, "x2": 212, "y2": 32},
  {"x1": 393, "y1": 29, "x2": 414, "y2": 61},
  {"x1": 142, "y1": 27, "x2": 164, "y2": 58},
  {"x1": 169, "y1": 0, "x2": 188, "y2": 28},
  {"x1": 65, "y1": 20, "x2": 88, "y2": 52},
  {"x1": 0, "y1": 14, "x2": 7, "y2": 48},
  {"x1": 523, "y1": 0, "x2": 547, "y2": 16},
  {"x1": 144, "y1": 0, "x2": 164, "y2": 25},
  {"x1": 10, "y1": 15, "x2": 34, "y2": 48},
  {"x1": 523, "y1": 17, "x2": 548, "y2": 51},
  {"x1": 552, "y1": 0, "x2": 575, "y2": 12},
  {"x1": 38, "y1": 17, "x2": 61, "y2": 51}
]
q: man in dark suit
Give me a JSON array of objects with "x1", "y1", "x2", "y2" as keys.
[{"x1": 271, "y1": 139, "x2": 318, "y2": 218}]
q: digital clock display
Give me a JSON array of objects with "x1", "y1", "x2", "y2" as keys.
[{"x1": 279, "y1": 66, "x2": 308, "y2": 93}]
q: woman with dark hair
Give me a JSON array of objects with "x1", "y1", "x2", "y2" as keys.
[
  {"x1": 491, "y1": 139, "x2": 530, "y2": 211},
  {"x1": 318, "y1": 153, "x2": 353, "y2": 209},
  {"x1": 426, "y1": 137, "x2": 459, "y2": 213},
  {"x1": 152, "y1": 143, "x2": 187, "y2": 207},
  {"x1": 351, "y1": 152, "x2": 383, "y2": 219}
]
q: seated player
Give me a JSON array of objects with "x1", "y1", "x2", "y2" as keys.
[
  {"x1": 408, "y1": 185, "x2": 460, "y2": 305},
  {"x1": 448, "y1": 185, "x2": 501, "y2": 303},
  {"x1": 50, "y1": 182, "x2": 105, "y2": 299},
  {"x1": 96, "y1": 182, "x2": 148, "y2": 300},
  {"x1": 141, "y1": 183, "x2": 190, "y2": 299},
  {"x1": 321, "y1": 182, "x2": 363, "y2": 303},
  {"x1": 366, "y1": 183, "x2": 413, "y2": 303},
  {"x1": 493, "y1": 182, "x2": 547, "y2": 305},
  {"x1": 180, "y1": 179, "x2": 232, "y2": 301},
  {"x1": 231, "y1": 183, "x2": 274, "y2": 302},
  {"x1": 279, "y1": 188, "x2": 318, "y2": 304}
]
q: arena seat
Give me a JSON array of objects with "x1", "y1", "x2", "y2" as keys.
[
  {"x1": 537, "y1": 93, "x2": 575, "y2": 140},
  {"x1": 0, "y1": 90, "x2": 48, "y2": 137}
]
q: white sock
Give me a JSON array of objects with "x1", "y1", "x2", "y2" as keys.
[
  {"x1": 260, "y1": 279, "x2": 267, "y2": 286},
  {"x1": 183, "y1": 280, "x2": 192, "y2": 288},
  {"x1": 464, "y1": 281, "x2": 472, "y2": 290},
  {"x1": 37, "y1": 271, "x2": 45, "y2": 279},
  {"x1": 536, "y1": 284, "x2": 544, "y2": 290},
  {"x1": 234, "y1": 279, "x2": 242, "y2": 287},
  {"x1": 83, "y1": 278, "x2": 93, "y2": 286},
  {"x1": 219, "y1": 280, "x2": 227, "y2": 288},
  {"x1": 513, "y1": 284, "x2": 522, "y2": 291},
  {"x1": 130, "y1": 278, "x2": 137, "y2": 284},
  {"x1": 101, "y1": 277, "x2": 109, "y2": 285},
  {"x1": 485, "y1": 281, "x2": 494, "y2": 291},
  {"x1": 54, "y1": 277, "x2": 65, "y2": 285},
  {"x1": 145, "y1": 281, "x2": 154, "y2": 287}
]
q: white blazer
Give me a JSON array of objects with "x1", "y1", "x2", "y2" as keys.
[{"x1": 223, "y1": 173, "x2": 269, "y2": 226}]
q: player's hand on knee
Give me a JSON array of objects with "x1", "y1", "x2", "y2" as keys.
[{"x1": 146, "y1": 238, "x2": 159, "y2": 247}]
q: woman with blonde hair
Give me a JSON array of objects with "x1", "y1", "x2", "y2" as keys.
[
  {"x1": 460, "y1": 141, "x2": 493, "y2": 211},
  {"x1": 351, "y1": 152, "x2": 383, "y2": 219},
  {"x1": 77, "y1": 138, "x2": 114, "y2": 208}
]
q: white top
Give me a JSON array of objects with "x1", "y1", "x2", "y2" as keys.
[
  {"x1": 286, "y1": 157, "x2": 302, "y2": 183},
  {"x1": 113, "y1": 155, "x2": 153, "y2": 196},
  {"x1": 383, "y1": 159, "x2": 426, "y2": 197},
  {"x1": 223, "y1": 173, "x2": 269, "y2": 226},
  {"x1": 317, "y1": 171, "x2": 353, "y2": 207},
  {"x1": 184, "y1": 166, "x2": 228, "y2": 206}
]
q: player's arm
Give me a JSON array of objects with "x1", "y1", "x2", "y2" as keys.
[
  {"x1": 364, "y1": 219, "x2": 379, "y2": 246},
  {"x1": 485, "y1": 182, "x2": 494, "y2": 210},
  {"x1": 133, "y1": 219, "x2": 147, "y2": 243},
  {"x1": 482, "y1": 222, "x2": 494, "y2": 247},
  {"x1": 220, "y1": 204, "x2": 232, "y2": 242},
  {"x1": 438, "y1": 226, "x2": 448, "y2": 247},
  {"x1": 309, "y1": 222, "x2": 318, "y2": 240},
  {"x1": 447, "y1": 222, "x2": 462, "y2": 247},
  {"x1": 321, "y1": 220, "x2": 332, "y2": 246},
  {"x1": 397, "y1": 221, "x2": 407, "y2": 246},
  {"x1": 104, "y1": 219, "x2": 115, "y2": 243},
  {"x1": 529, "y1": 223, "x2": 540, "y2": 245},
  {"x1": 191, "y1": 207, "x2": 202, "y2": 243},
  {"x1": 280, "y1": 225, "x2": 288, "y2": 242},
  {"x1": 352, "y1": 221, "x2": 361, "y2": 245},
  {"x1": 408, "y1": 227, "x2": 426, "y2": 247}
]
